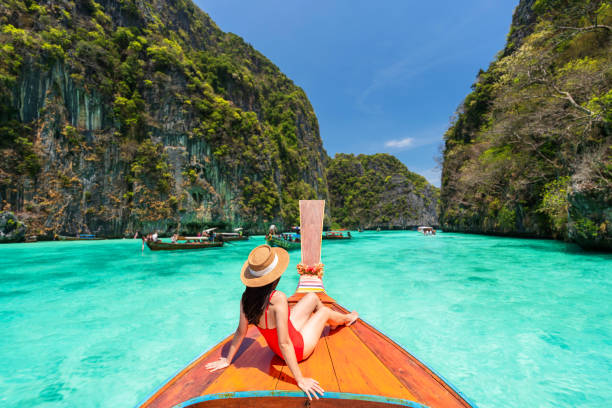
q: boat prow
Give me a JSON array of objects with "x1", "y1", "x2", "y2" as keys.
[
  {"x1": 138, "y1": 201, "x2": 473, "y2": 408},
  {"x1": 137, "y1": 293, "x2": 473, "y2": 408}
]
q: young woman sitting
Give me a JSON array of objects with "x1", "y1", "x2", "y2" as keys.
[{"x1": 205, "y1": 245, "x2": 358, "y2": 400}]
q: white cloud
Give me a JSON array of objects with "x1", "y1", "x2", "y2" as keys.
[{"x1": 384, "y1": 137, "x2": 414, "y2": 149}]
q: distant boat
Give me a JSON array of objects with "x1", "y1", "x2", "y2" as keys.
[
  {"x1": 322, "y1": 230, "x2": 352, "y2": 240},
  {"x1": 417, "y1": 226, "x2": 436, "y2": 235},
  {"x1": 137, "y1": 201, "x2": 474, "y2": 408},
  {"x1": 218, "y1": 233, "x2": 248, "y2": 242},
  {"x1": 146, "y1": 237, "x2": 223, "y2": 251},
  {"x1": 56, "y1": 234, "x2": 103, "y2": 241},
  {"x1": 218, "y1": 228, "x2": 249, "y2": 242},
  {"x1": 266, "y1": 232, "x2": 301, "y2": 250}
]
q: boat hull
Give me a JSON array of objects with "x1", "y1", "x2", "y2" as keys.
[
  {"x1": 137, "y1": 295, "x2": 474, "y2": 408},
  {"x1": 322, "y1": 236, "x2": 351, "y2": 240},
  {"x1": 146, "y1": 241, "x2": 223, "y2": 251},
  {"x1": 220, "y1": 236, "x2": 249, "y2": 242},
  {"x1": 174, "y1": 391, "x2": 425, "y2": 407}
]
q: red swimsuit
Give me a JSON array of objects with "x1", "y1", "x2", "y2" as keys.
[{"x1": 256, "y1": 290, "x2": 305, "y2": 362}]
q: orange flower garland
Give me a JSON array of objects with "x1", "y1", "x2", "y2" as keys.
[{"x1": 296, "y1": 263, "x2": 324, "y2": 279}]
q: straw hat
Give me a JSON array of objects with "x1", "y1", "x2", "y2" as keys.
[{"x1": 241, "y1": 245, "x2": 290, "y2": 287}]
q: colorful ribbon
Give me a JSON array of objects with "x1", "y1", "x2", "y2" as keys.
[{"x1": 296, "y1": 262, "x2": 324, "y2": 279}]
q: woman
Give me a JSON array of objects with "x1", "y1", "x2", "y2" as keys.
[{"x1": 205, "y1": 245, "x2": 358, "y2": 400}]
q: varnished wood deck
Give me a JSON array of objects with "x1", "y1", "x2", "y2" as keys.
[{"x1": 138, "y1": 297, "x2": 473, "y2": 408}]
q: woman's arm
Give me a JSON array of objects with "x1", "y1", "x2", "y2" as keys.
[
  {"x1": 273, "y1": 293, "x2": 324, "y2": 400},
  {"x1": 205, "y1": 301, "x2": 248, "y2": 372}
]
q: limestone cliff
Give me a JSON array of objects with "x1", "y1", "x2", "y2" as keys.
[
  {"x1": 327, "y1": 153, "x2": 438, "y2": 229},
  {"x1": 440, "y1": 0, "x2": 612, "y2": 250},
  {"x1": 0, "y1": 0, "x2": 328, "y2": 237}
]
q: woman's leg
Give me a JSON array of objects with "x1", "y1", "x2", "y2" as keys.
[
  {"x1": 300, "y1": 307, "x2": 358, "y2": 358},
  {"x1": 289, "y1": 292, "x2": 322, "y2": 331}
]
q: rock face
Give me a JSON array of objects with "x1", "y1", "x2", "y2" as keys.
[
  {"x1": 503, "y1": 0, "x2": 537, "y2": 55},
  {"x1": 567, "y1": 184, "x2": 612, "y2": 251},
  {"x1": 0, "y1": 0, "x2": 328, "y2": 237},
  {"x1": 440, "y1": 0, "x2": 612, "y2": 250},
  {"x1": 327, "y1": 153, "x2": 438, "y2": 229},
  {"x1": 0, "y1": 211, "x2": 26, "y2": 243}
]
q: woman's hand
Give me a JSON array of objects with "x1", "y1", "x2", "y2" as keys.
[
  {"x1": 205, "y1": 357, "x2": 229, "y2": 372},
  {"x1": 297, "y1": 377, "x2": 324, "y2": 400}
]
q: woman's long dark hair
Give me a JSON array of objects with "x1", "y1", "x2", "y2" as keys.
[{"x1": 241, "y1": 278, "x2": 280, "y2": 325}]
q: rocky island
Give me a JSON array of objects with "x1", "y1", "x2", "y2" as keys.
[
  {"x1": 440, "y1": 0, "x2": 611, "y2": 250},
  {"x1": 328, "y1": 153, "x2": 438, "y2": 229}
]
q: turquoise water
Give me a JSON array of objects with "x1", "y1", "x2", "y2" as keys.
[{"x1": 0, "y1": 232, "x2": 610, "y2": 407}]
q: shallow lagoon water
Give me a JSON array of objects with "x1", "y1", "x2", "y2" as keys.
[{"x1": 0, "y1": 232, "x2": 610, "y2": 407}]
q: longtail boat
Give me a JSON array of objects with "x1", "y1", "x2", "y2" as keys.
[
  {"x1": 218, "y1": 233, "x2": 249, "y2": 242},
  {"x1": 137, "y1": 201, "x2": 475, "y2": 408},
  {"x1": 146, "y1": 237, "x2": 223, "y2": 251},
  {"x1": 417, "y1": 227, "x2": 436, "y2": 235},
  {"x1": 266, "y1": 232, "x2": 301, "y2": 250},
  {"x1": 57, "y1": 234, "x2": 103, "y2": 241},
  {"x1": 322, "y1": 230, "x2": 352, "y2": 240}
]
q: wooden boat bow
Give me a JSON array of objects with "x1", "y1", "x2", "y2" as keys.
[{"x1": 138, "y1": 201, "x2": 474, "y2": 408}]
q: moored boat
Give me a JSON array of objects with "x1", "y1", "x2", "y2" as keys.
[
  {"x1": 137, "y1": 201, "x2": 475, "y2": 408},
  {"x1": 322, "y1": 230, "x2": 352, "y2": 240},
  {"x1": 265, "y1": 232, "x2": 301, "y2": 250},
  {"x1": 219, "y1": 234, "x2": 248, "y2": 242},
  {"x1": 146, "y1": 237, "x2": 223, "y2": 251},
  {"x1": 218, "y1": 229, "x2": 249, "y2": 242},
  {"x1": 417, "y1": 226, "x2": 436, "y2": 235}
]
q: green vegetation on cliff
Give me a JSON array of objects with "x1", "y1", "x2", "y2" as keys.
[
  {"x1": 441, "y1": 0, "x2": 612, "y2": 250},
  {"x1": 0, "y1": 0, "x2": 327, "y2": 236},
  {"x1": 328, "y1": 153, "x2": 438, "y2": 229}
]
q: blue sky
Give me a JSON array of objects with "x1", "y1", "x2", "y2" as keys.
[{"x1": 196, "y1": 0, "x2": 519, "y2": 186}]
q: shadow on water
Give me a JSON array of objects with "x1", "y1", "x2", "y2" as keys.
[
  {"x1": 563, "y1": 245, "x2": 612, "y2": 259},
  {"x1": 61, "y1": 280, "x2": 101, "y2": 292},
  {"x1": 0, "y1": 270, "x2": 76, "y2": 285},
  {"x1": 489, "y1": 238, "x2": 612, "y2": 259},
  {"x1": 39, "y1": 382, "x2": 65, "y2": 402},
  {"x1": 80, "y1": 349, "x2": 125, "y2": 369},
  {"x1": 0, "y1": 273, "x2": 30, "y2": 283},
  {"x1": 155, "y1": 270, "x2": 182, "y2": 277},
  {"x1": 465, "y1": 276, "x2": 498, "y2": 285},
  {"x1": 540, "y1": 332, "x2": 570, "y2": 350},
  {"x1": 471, "y1": 266, "x2": 494, "y2": 273},
  {"x1": 0, "y1": 289, "x2": 30, "y2": 298},
  {"x1": 0, "y1": 310, "x2": 23, "y2": 321}
]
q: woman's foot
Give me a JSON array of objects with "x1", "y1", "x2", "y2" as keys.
[
  {"x1": 330, "y1": 311, "x2": 359, "y2": 330},
  {"x1": 346, "y1": 311, "x2": 359, "y2": 326}
]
